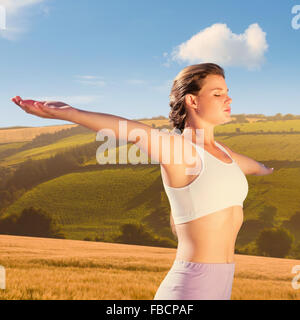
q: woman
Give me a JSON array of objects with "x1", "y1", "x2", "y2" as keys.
[{"x1": 12, "y1": 63, "x2": 273, "y2": 300}]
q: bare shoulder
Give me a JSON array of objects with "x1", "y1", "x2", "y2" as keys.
[
  {"x1": 215, "y1": 140, "x2": 235, "y2": 156},
  {"x1": 160, "y1": 135, "x2": 203, "y2": 188},
  {"x1": 161, "y1": 134, "x2": 202, "y2": 168},
  {"x1": 216, "y1": 140, "x2": 261, "y2": 175}
]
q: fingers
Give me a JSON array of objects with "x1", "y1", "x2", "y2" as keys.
[
  {"x1": 12, "y1": 96, "x2": 41, "y2": 110},
  {"x1": 11, "y1": 96, "x2": 54, "y2": 119},
  {"x1": 11, "y1": 96, "x2": 22, "y2": 106},
  {"x1": 11, "y1": 96, "x2": 27, "y2": 111},
  {"x1": 11, "y1": 96, "x2": 32, "y2": 109}
]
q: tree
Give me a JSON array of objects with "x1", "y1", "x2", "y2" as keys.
[
  {"x1": 237, "y1": 219, "x2": 265, "y2": 245},
  {"x1": 0, "y1": 207, "x2": 64, "y2": 238},
  {"x1": 256, "y1": 227, "x2": 294, "y2": 258},
  {"x1": 115, "y1": 223, "x2": 155, "y2": 245},
  {"x1": 283, "y1": 114, "x2": 295, "y2": 120},
  {"x1": 258, "y1": 205, "x2": 277, "y2": 227},
  {"x1": 114, "y1": 222, "x2": 176, "y2": 248},
  {"x1": 281, "y1": 211, "x2": 300, "y2": 241},
  {"x1": 234, "y1": 114, "x2": 249, "y2": 123},
  {"x1": 289, "y1": 211, "x2": 300, "y2": 228}
]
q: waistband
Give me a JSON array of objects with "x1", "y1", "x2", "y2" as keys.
[{"x1": 172, "y1": 259, "x2": 235, "y2": 271}]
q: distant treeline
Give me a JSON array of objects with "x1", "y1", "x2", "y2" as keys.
[
  {"x1": 84, "y1": 221, "x2": 176, "y2": 248},
  {"x1": 215, "y1": 128, "x2": 300, "y2": 136},
  {"x1": 229, "y1": 113, "x2": 299, "y2": 123},
  {"x1": 137, "y1": 113, "x2": 300, "y2": 123}
]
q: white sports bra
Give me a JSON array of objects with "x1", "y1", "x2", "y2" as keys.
[{"x1": 160, "y1": 140, "x2": 249, "y2": 225}]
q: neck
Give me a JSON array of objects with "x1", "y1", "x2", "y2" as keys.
[{"x1": 182, "y1": 126, "x2": 215, "y2": 147}]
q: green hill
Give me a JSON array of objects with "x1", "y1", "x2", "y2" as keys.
[
  {"x1": 0, "y1": 142, "x2": 27, "y2": 154},
  {"x1": 217, "y1": 134, "x2": 300, "y2": 161},
  {"x1": 2, "y1": 119, "x2": 300, "y2": 258},
  {"x1": 1, "y1": 132, "x2": 96, "y2": 167},
  {"x1": 2, "y1": 157, "x2": 300, "y2": 245},
  {"x1": 215, "y1": 119, "x2": 300, "y2": 134},
  {"x1": 3, "y1": 165, "x2": 168, "y2": 241},
  {"x1": 1, "y1": 119, "x2": 300, "y2": 169}
]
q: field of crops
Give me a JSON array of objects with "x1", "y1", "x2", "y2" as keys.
[{"x1": 0, "y1": 235, "x2": 299, "y2": 300}]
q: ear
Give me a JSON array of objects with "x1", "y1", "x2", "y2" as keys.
[{"x1": 184, "y1": 94, "x2": 198, "y2": 111}]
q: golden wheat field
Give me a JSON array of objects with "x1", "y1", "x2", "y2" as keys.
[{"x1": 0, "y1": 235, "x2": 300, "y2": 300}]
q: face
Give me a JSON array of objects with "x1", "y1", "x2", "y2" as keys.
[{"x1": 186, "y1": 74, "x2": 233, "y2": 125}]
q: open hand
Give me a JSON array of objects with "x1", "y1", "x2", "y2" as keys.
[{"x1": 11, "y1": 96, "x2": 76, "y2": 121}]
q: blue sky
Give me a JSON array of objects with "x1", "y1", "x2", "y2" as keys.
[{"x1": 0, "y1": 0, "x2": 299, "y2": 128}]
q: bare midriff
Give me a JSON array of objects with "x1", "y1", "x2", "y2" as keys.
[
  {"x1": 174, "y1": 205, "x2": 243, "y2": 264},
  {"x1": 161, "y1": 139, "x2": 243, "y2": 264}
]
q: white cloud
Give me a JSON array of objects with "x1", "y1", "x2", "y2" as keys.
[
  {"x1": 75, "y1": 75, "x2": 106, "y2": 87},
  {"x1": 0, "y1": 0, "x2": 47, "y2": 40},
  {"x1": 77, "y1": 80, "x2": 106, "y2": 87},
  {"x1": 170, "y1": 23, "x2": 268, "y2": 70},
  {"x1": 33, "y1": 95, "x2": 103, "y2": 107},
  {"x1": 76, "y1": 75, "x2": 104, "y2": 80},
  {"x1": 0, "y1": 0, "x2": 44, "y2": 13}
]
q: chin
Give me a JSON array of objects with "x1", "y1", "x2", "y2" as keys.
[{"x1": 220, "y1": 116, "x2": 232, "y2": 125}]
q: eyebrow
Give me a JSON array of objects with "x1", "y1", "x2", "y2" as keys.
[{"x1": 211, "y1": 88, "x2": 229, "y2": 92}]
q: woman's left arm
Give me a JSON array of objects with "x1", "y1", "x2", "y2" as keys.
[{"x1": 217, "y1": 141, "x2": 274, "y2": 176}]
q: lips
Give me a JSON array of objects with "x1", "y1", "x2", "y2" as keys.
[{"x1": 224, "y1": 108, "x2": 231, "y2": 112}]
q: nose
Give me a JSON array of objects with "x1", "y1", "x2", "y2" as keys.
[{"x1": 226, "y1": 95, "x2": 232, "y2": 104}]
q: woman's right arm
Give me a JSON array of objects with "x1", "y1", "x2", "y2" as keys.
[
  {"x1": 11, "y1": 96, "x2": 184, "y2": 165},
  {"x1": 70, "y1": 108, "x2": 180, "y2": 165}
]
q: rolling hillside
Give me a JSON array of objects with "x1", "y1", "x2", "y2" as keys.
[
  {"x1": 0, "y1": 114, "x2": 279, "y2": 145},
  {"x1": 3, "y1": 165, "x2": 170, "y2": 241},
  {"x1": 2, "y1": 156, "x2": 300, "y2": 246},
  {"x1": 1, "y1": 132, "x2": 96, "y2": 167},
  {"x1": 0, "y1": 124, "x2": 78, "y2": 144},
  {"x1": 1, "y1": 118, "x2": 300, "y2": 169},
  {"x1": 1, "y1": 118, "x2": 300, "y2": 258}
]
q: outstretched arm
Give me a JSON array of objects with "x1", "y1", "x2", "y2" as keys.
[
  {"x1": 216, "y1": 141, "x2": 274, "y2": 176},
  {"x1": 12, "y1": 96, "x2": 151, "y2": 139},
  {"x1": 11, "y1": 96, "x2": 184, "y2": 166}
]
